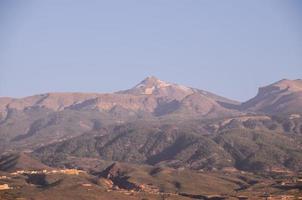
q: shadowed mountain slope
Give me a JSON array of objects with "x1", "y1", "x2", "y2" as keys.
[{"x1": 33, "y1": 116, "x2": 302, "y2": 172}]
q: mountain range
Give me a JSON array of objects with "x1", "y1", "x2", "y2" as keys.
[
  {"x1": 2, "y1": 77, "x2": 302, "y2": 116},
  {"x1": 0, "y1": 77, "x2": 301, "y2": 168},
  {"x1": 1, "y1": 77, "x2": 302, "y2": 199},
  {"x1": 0, "y1": 77, "x2": 301, "y2": 142}
]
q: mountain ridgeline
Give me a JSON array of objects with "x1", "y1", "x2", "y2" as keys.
[{"x1": 1, "y1": 77, "x2": 302, "y2": 173}]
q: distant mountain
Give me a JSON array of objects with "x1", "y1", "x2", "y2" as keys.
[
  {"x1": 119, "y1": 76, "x2": 239, "y2": 104},
  {"x1": 119, "y1": 76, "x2": 241, "y2": 117},
  {"x1": 0, "y1": 76, "x2": 240, "y2": 118},
  {"x1": 1, "y1": 78, "x2": 301, "y2": 121},
  {"x1": 241, "y1": 79, "x2": 302, "y2": 114}
]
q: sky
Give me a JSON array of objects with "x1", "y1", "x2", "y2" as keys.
[{"x1": 0, "y1": 0, "x2": 301, "y2": 101}]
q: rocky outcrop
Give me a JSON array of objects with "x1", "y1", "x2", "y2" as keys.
[
  {"x1": 98, "y1": 163, "x2": 141, "y2": 191},
  {"x1": 240, "y1": 79, "x2": 302, "y2": 114}
]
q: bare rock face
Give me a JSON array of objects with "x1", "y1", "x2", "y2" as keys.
[
  {"x1": 99, "y1": 163, "x2": 141, "y2": 191},
  {"x1": 241, "y1": 79, "x2": 302, "y2": 114},
  {"x1": 99, "y1": 163, "x2": 123, "y2": 179}
]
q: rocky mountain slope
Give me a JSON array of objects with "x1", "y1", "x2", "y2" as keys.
[
  {"x1": 32, "y1": 115, "x2": 302, "y2": 172},
  {"x1": 1, "y1": 78, "x2": 302, "y2": 173},
  {"x1": 240, "y1": 79, "x2": 302, "y2": 114},
  {"x1": 0, "y1": 77, "x2": 242, "y2": 151}
]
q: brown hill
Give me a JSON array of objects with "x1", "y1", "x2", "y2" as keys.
[
  {"x1": 0, "y1": 152, "x2": 51, "y2": 172},
  {"x1": 241, "y1": 79, "x2": 302, "y2": 114}
]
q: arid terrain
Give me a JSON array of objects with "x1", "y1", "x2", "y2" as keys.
[{"x1": 0, "y1": 77, "x2": 302, "y2": 199}]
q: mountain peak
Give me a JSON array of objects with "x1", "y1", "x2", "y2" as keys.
[
  {"x1": 134, "y1": 76, "x2": 171, "y2": 92},
  {"x1": 117, "y1": 76, "x2": 194, "y2": 96},
  {"x1": 142, "y1": 76, "x2": 160, "y2": 82},
  {"x1": 131, "y1": 76, "x2": 172, "y2": 95},
  {"x1": 271, "y1": 79, "x2": 302, "y2": 92}
]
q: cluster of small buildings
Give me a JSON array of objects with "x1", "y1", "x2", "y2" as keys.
[{"x1": 11, "y1": 169, "x2": 84, "y2": 176}]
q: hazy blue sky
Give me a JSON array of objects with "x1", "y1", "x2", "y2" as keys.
[{"x1": 0, "y1": 0, "x2": 301, "y2": 101}]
